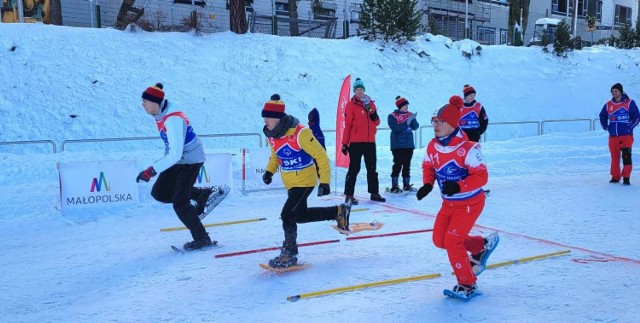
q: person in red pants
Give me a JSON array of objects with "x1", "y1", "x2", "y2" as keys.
[
  {"x1": 599, "y1": 83, "x2": 640, "y2": 185},
  {"x1": 416, "y1": 95, "x2": 498, "y2": 298}
]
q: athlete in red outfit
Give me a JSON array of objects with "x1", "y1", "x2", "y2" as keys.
[{"x1": 417, "y1": 96, "x2": 494, "y2": 297}]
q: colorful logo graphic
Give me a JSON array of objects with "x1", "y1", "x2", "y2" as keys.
[
  {"x1": 90, "y1": 172, "x2": 111, "y2": 192},
  {"x1": 198, "y1": 165, "x2": 210, "y2": 184}
]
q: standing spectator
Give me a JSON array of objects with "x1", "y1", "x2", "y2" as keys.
[
  {"x1": 599, "y1": 83, "x2": 640, "y2": 185},
  {"x1": 262, "y1": 94, "x2": 351, "y2": 269},
  {"x1": 387, "y1": 96, "x2": 419, "y2": 193},
  {"x1": 136, "y1": 83, "x2": 215, "y2": 251},
  {"x1": 308, "y1": 108, "x2": 325, "y2": 149},
  {"x1": 416, "y1": 96, "x2": 499, "y2": 298},
  {"x1": 341, "y1": 78, "x2": 386, "y2": 204},
  {"x1": 459, "y1": 85, "x2": 489, "y2": 143}
]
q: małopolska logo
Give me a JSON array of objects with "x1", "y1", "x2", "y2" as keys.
[
  {"x1": 90, "y1": 172, "x2": 110, "y2": 192},
  {"x1": 197, "y1": 164, "x2": 210, "y2": 184},
  {"x1": 66, "y1": 171, "x2": 132, "y2": 205}
]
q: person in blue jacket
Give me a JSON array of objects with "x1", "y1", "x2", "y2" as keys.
[
  {"x1": 308, "y1": 108, "x2": 325, "y2": 150},
  {"x1": 599, "y1": 83, "x2": 640, "y2": 185},
  {"x1": 387, "y1": 96, "x2": 419, "y2": 193}
]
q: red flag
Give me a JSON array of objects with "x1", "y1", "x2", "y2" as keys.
[{"x1": 335, "y1": 74, "x2": 351, "y2": 168}]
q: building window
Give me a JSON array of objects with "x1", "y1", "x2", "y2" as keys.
[
  {"x1": 477, "y1": 26, "x2": 496, "y2": 45},
  {"x1": 314, "y1": 7, "x2": 335, "y2": 20},
  {"x1": 350, "y1": 5, "x2": 361, "y2": 23},
  {"x1": 499, "y1": 28, "x2": 508, "y2": 45},
  {"x1": 615, "y1": 5, "x2": 632, "y2": 25},
  {"x1": 576, "y1": 0, "x2": 601, "y2": 18},
  {"x1": 552, "y1": 0, "x2": 573, "y2": 15},
  {"x1": 313, "y1": 3, "x2": 338, "y2": 20},
  {"x1": 275, "y1": 2, "x2": 289, "y2": 16}
]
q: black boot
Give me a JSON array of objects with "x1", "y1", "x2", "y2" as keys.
[
  {"x1": 193, "y1": 187, "x2": 213, "y2": 216},
  {"x1": 370, "y1": 193, "x2": 386, "y2": 202},
  {"x1": 183, "y1": 235, "x2": 215, "y2": 251},
  {"x1": 344, "y1": 195, "x2": 359, "y2": 205},
  {"x1": 623, "y1": 177, "x2": 631, "y2": 185}
]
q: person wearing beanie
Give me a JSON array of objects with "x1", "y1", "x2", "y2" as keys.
[
  {"x1": 599, "y1": 83, "x2": 640, "y2": 185},
  {"x1": 387, "y1": 96, "x2": 419, "y2": 193},
  {"x1": 341, "y1": 78, "x2": 386, "y2": 204},
  {"x1": 138, "y1": 82, "x2": 218, "y2": 251},
  {"x1": 415, "y1": 97, "x2": 496, "y2": 299},
  {"x1": 261, "y1": 94, "x2": 354, "y2": 269},
  {"x1": 460, "y1": 85, "x2": 489, "y2": 143}
]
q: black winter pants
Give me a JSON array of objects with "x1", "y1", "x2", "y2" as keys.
[
  {"x1": 280, "y1": 187, "x2": 338, "y2": 253},
  {"x1": 391, "y1": 148, "x2": 414, "y2": 178},
  {"x1": 151, "y1": 163, "x2": 208, "y2": 241},
  {"x1": 344, "y1": 142, "x2": 379, "y2": 196}
]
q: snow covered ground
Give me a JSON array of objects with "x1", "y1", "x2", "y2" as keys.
[{"x1": 1, "y1": 24, "x2": 639, "y2": 321}]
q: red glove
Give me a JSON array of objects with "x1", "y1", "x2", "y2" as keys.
[{"x1": 136, "y1": 166, "x2": 157, "y2": 183}]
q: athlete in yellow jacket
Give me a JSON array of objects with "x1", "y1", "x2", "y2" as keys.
[{"x1": 261, "y1": 94, "x2": 351, "y2": 269}]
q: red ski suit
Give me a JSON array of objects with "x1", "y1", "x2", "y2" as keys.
[{"x1": 422, "y1": 129, "x2": 489, "y2": 285}]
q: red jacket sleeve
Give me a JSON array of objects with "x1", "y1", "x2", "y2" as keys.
[{"x1": 342, "y1": 101, "x2": 354, "y2": 145}]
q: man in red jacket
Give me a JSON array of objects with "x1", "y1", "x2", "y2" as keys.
[{"x1": 341, "y1": 78, "x2": 386, "y2": 204}]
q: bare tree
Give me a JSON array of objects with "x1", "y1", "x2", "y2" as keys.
[
  {"x1": 229, "y1": 0, "x2": 248, "y2": 34},
  {"x1": 288, "y1": 0, "x2": 299, "y2": 36},
  {"x1": 49, "y1": 0, "x2": 63, "y2": 25}
]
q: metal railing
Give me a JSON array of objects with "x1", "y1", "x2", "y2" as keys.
[
  {"x1": 541, "y1": 119, "x2": 592, "y2": 134},
  {"x1": 1, "y1": 118, "x2": 604, "y2": 154},
  {"x1": 60, "y1": 132, "x2": 263, "y2": 152},
  {"x1": 0, "y1": 140, "x2": 57, "y2": 153}
]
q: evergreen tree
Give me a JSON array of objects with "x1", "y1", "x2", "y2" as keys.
[
  {"x1": 427, "y1": 16, "x2": 441, "y2": 36},
  {"x1": 359, "y1": 0, "x2": 421, "y2": 43},
  {"x1": 553, "y1": 20, "x2": 572, "y2": 57},
  {"x1": 635, "y1": 19, "x2": 640, "y2": 47},
  {"x1": 359, "y1": 0, "x2": 378, "y2": 40},
  {"x1": 616, "y1": 23, "x2": 635, "y2": 49}
]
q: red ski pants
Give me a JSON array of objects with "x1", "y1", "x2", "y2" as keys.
[
  {"x1": 432, "y1": 197, "x2": 486, "y2": 285},
  {"x1": 608, "y1": 135, "x2": 634, "y2": 179}
]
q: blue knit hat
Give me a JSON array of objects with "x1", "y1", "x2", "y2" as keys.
[{"x1": 353, "y1": 78, "x2": 365, "y2": 92}]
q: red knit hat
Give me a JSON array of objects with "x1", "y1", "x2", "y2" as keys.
[
  {"x1": 463, "y1": 84, "x2": 476, "y2": 98},
  {"x1": 432, "y1": 96, "x2": 462, "y2": 127},
  {"x1": 395, "y1": 96, "x2": 409, "y2": 109},
  {"x1": 262, "y1": 94, "x2": 286, "y2": 119},
  {"x1": 142, "y1": 83, "x2": 165, "y2": 104}
]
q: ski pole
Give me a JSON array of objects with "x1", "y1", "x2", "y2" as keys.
[
  {"x1": 160, "y1": 217, "x2": 267, "y2": 232},
  {"x1": 287, "y1": 273, "x2": 441, "y2": 302}
]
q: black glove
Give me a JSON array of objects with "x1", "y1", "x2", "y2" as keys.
[
  {"x1": 136, "y1": 166, "x2": 157, "y2": 183},
  {"x1": 416, "y1": 184, "x2": 433, "y2": 201},
  {"x1": 262, "y1": 171, "x2": 273, "y2": 185},
  {"x1": 341, "y1": 144, "x2": 349, "y2": 156},
  {"x1": 317, "y1": 183, "x2": 330, "y2": 197},
  {"x1": 441, "y1": 181, "x2": 461, "y2": 196},
  {"x1": 369, "y1": 111, "x2": 379, "y2": 121}
]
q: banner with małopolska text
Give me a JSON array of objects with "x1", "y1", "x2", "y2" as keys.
[
  {"x1": 246, "y1": 147, "x2": 283, "y2": 188},
  {"x1": 59, "y1": 160, "x2": 139, "y2": 211}
]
